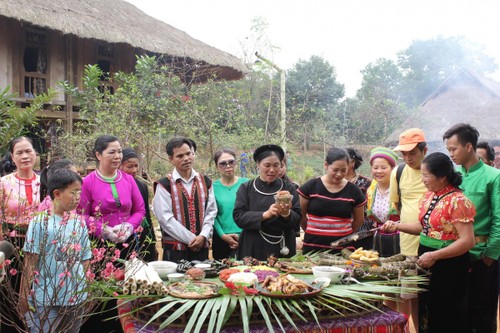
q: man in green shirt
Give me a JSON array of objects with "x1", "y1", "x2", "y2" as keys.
[{"x1": 443, "y1": 123, "x2": 500, "y2": 333}]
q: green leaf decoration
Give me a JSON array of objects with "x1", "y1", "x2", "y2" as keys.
[
  {"x1": 273, "y1": 299, "x2": 299, "y2": 331},
  {"x1": 238, "y1": 297, "x2": 249, "y2": 333},
  {"x1": 158, "y1": 300, "x2": 197, "y2": 329},
  {"x1": 207, "y1": 298, "x2": 224, "y2": 333},
  {"x1": 184, "y1": 300, "x2": 208, "y2": 333},
  {"x1": 193, "y1": 298, "x2": 217, "y2": 333},
  {"x1": 254, "y1": 296, "x2": 275, "y2": 333}
]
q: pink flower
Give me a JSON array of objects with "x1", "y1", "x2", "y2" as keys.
[
  {"x1": 113, "y1": 292, "x2": 119, "y2": 297},
  {"x1": 34, "y1": 278, "x2": 40, "y2": 285},
  {"x1": 129, "y1": 251, "x2": 138, "y2": 260},
  {"x1": 94, "y1": 206, "x2": 100, "y2": 212},
  {"x1": 122, "y1": 243, "x2": 129, "y2": 248},
  {"x1": 59, "y1": 270, "x2": 71, "y2": 279},
  {"x1": 86, "y1": 270, "x2": 96, "y2": 281},
  {"x1": 135, "y1": 226, "x2": 144, "y2": 233},
  {"x1": 71, "y1": 243, "x2": 82, "y2": 252},
  {"x1": 9, "y1": 268, "x2": 17, "y2": 276},
  {"x1": 68, "y1": 296, "x2": 77, "y2": 304},
  {"x1": 51, "y1": 240, "x2": 58, "y2": 244},
  {"x1": 8, "y1": 230, "x2": 17, "y2": 237},
  {"x1": 4, "y1": 259, "x2": 11, "y2": 266}
]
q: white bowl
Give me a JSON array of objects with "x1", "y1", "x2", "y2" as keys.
[
  {"x1": 148, "y1": 261, "x2": 178, "y2": 279},
  {"x1": 167, "y1": 273, "x2": 185, "y2": 282},
  {"x1": 312, "y1": 266, "x2": 346, "y2": 283},
  {"x1": 314, "y1": 277, "x2": 331, "y2": 288},
  {"x1": 194, "y1": 263, "x2": 211, "y2": 270}
]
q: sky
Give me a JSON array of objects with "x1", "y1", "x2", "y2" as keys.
[{"x1": 124, "y1": 0, "x2": 500, "y2": 97}]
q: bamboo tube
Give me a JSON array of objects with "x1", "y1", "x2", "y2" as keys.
[
  {"x1": 143, "y1": 263, "x2": 163, "y2": 286},
  {"x1": 123, "y1": 287, "x2": 130, "y2": 295},
  {"x1": 143, "y1": 289, "x2": 150, "y2": 296},
  {"x1": 131, "y1": 291, "x2": 138, "y2": 296},
  {"x1": 130, "y1": 283, "x2": 138, "y2": 291}
]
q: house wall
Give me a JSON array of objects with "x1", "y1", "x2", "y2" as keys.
[{"x1": 0, "y1": 16, "x2": 138, "y2": 114}]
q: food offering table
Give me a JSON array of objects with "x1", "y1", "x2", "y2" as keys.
[
  {"x1": 116, "y1": 253, "x2": 422, "y2": 333},
  {"x1": 118, "y1": 299, "x2": 408, "y2": 332}
]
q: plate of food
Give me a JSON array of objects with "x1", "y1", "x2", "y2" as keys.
[
  {"x1": 167, "y1": 281, "x2": 220, "y2": 299},
  {"x1": 256, "y1": 274, "x2": 322, "y2": 299},
  {"x1": 349, "y1": 248, "x2": 381, "y2": 266},
  {"x1": 219, "y1": 266, "x2": 279, "y2": 283},
  {"x1": 276, "y1": 261, "x2": 316, "y2": 274}
]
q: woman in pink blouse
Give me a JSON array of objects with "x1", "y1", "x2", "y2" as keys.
[
  {"x1": 0, "y1": 137, "x2": 41, "y2": 241},
  {"x1": 0, "y1": 136, "x2": 41, "y2": 333}
]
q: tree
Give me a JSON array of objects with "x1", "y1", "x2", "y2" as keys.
[
  {"x1": 347, "y1": 58, "x2": 408, "y2": 143},
  {"x1": 397, "y1": 36, "x2": 497, "y2": 107},
  {"x1": 0, "y1": 87, "x2": 54, "y2": 152},
  {"x1": 285, "y1": 56, "x2": 344, "y2": 151}
]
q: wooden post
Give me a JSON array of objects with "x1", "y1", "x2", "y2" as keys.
[{"x1": 65, "y1": 35, "x2": 73, "y2": 134}]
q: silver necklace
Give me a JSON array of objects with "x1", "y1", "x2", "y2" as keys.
[
  {"x1": 252, "y1": 178, "x2": 284, "y2": 196},
  {"x1": 259, "y1": 230, "x2": 289, "y2": 256}
]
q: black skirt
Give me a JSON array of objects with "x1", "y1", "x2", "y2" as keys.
[{"x1": 418, "y1": 244, "x2": 471, "y2": 333}]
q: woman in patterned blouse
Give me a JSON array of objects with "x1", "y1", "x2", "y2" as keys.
[{"x1": 383, "y1": 152, "x2": 475, "y2": 333}]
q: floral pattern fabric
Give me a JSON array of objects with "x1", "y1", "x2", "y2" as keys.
[
  {"x1": 418, "y1": 185, "x2": 476, "y2": 241},
  {"x1": 0, "y1": 172, "x2": 41, "y2": 236}
]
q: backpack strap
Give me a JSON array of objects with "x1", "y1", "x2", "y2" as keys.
[{"x1": 396, "y1": 163, "x2": 406, "y2": 211}]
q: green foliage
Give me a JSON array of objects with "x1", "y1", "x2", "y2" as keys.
[
  {"x1": 286, "y1": 56, "x2": 345, "y2": 150},
  {"x1": 58, "y1": 56, "x2": 273, "y2": 178},
  {"x1": 0, "y1": 86, "x2": 54, "y2": 151}
]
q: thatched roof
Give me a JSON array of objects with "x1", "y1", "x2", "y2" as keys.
[
  {"x1": 0, "y1": 0, "x2": 247, "y2": 81},
  {"x1": 386, "y1": 68, "x2": 500, "y2": 144}
]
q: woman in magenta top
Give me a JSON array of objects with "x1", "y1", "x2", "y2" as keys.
[
  {"x1": 78, "y1": 135, "x2": 145, "y2": 333},
  {"x1": 78, "y1": 135, "x2": 145, "y2": 244}
]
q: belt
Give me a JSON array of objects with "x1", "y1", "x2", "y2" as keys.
[
  {"x1": 162, "y1": 239, "x2": 187, "y2": 251},
  {"x1": 474, "y1": 235, "x2": 488, "y2": 244}
]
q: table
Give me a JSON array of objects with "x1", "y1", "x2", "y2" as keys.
[{"x1": 118, "y1": 299, "x2": 408, "y2": 333}]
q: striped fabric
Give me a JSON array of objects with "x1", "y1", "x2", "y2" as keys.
[{"x1": 306, "y1": 213, "x2": 353, "y2": 236}]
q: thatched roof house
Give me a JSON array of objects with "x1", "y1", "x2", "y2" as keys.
[
  {"x1": 387, "y1": 68, "x2": 500, "y2": 148},
  {"x1": 0, "y1": 0, "x2": 247, "y2": 165},
  {"x1": 0, "y1": 0, "x2": 247, "y2": 82}
]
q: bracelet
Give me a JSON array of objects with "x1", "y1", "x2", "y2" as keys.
[{"x1": 281, "y1": 211, "x2": 291, "y2": 218}]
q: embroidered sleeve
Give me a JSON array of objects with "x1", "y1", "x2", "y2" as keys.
[{"x1": 448, "y1": 194, "x2": 476, "y2": 224}]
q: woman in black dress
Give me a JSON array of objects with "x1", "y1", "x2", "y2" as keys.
[
  {"x1": 120, "y1": 148, "x2": 158, "y2": 262},
  {"x1": 233, "y1": 144, "x2": 301, "y2": 260}
]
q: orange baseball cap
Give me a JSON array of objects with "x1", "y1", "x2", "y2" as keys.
[{"x1": 393, "y1": 128, "x2": 426, "y2": 151}]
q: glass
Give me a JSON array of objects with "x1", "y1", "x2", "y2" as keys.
[{"x1": 218, "y1": 159, "x2": 236, "y2": 168}]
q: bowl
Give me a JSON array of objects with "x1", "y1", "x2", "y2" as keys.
[
  {"x1": 313, "y1": 277, "x2": 331, "y2": 288},
  {"x1": 148, "y1": 261, "x2": 178, "y2": 279},
  {"x1": 312, "y1": 266, "x2": 346, "y2": 283},
  {"x1": 194, "y1": 263, "x2": 211, "y2": 270},
  {"x1": 167, "y1": 273, "x2": 185, "y2": 282}
]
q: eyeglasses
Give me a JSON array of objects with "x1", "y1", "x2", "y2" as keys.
[{"x1": 218, "y1": 159, "x2": 236, "y2": 168}]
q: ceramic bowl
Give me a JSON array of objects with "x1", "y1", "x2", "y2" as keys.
[
  {"x1": 312, "y1": 266, "x2": 346, "y2": 283},
  {"x1": 194, "y1": 263, "x2": 211, "y2": 270},
  {"x1": 149, "y1": 261, "x2": 178, "y2": 279},
  {"x1": 167, "y1": 273, "x2": 185, "y2": 282}
]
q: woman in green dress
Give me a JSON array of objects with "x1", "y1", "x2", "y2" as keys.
[{"x1": 212, "y1": 148, "x2": 248, "y2": 259}]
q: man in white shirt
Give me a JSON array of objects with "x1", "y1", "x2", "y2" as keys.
[{"x1": 153, "y1": 137, "x2": 217, "y2": 262}]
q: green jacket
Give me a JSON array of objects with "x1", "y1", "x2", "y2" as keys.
[{"x1": 458, "y1": 160, "x2": 500, "y2": 261}]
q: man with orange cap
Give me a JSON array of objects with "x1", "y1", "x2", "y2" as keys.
[{"x1": 389, "y1": 128, "x2": 428, "y2": 332}]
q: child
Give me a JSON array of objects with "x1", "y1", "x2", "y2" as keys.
[{"x1": 20, "y1": 168, "x2": 91, "y2": 333}]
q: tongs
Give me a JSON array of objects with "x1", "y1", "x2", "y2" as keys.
[{"x1": 330, "y1": 227, "x2": 381, "y2": 248}]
